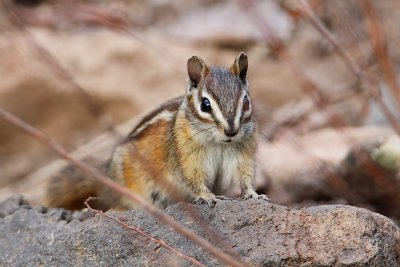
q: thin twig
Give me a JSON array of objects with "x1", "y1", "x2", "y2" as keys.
[
  {"x1": 296, "y1": 0, "x2": 400, "y2": 135},
  {"x1": 84, "y1": 197, "x2": 206, "y2": 267},
  {"x1": 361, "y1": 0, "x2": 400, "y2": 114},
  {"x1": 0, "y1": 107, "x2": 247, "y2": 267}
]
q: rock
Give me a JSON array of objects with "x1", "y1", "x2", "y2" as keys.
[
  {"x1": 1, "y1": 196, "x2": 399, "y2": 266},
  {"x1": 337, "y1": 135, "x2": 400, "y2": 222},
  {"x1": 0, "y1": 195, "x2": 29, "y2": 218}
]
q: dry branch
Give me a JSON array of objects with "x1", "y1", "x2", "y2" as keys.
[{"x1": 0, "y1": 107, "x2": 247, "y2": 267}]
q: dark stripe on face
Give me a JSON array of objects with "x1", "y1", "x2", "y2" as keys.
[
  {"x1": 186, "y1": 95, "x2": 214, "y2": 124},
  {"x1": 197, "y1": 88, "x2": 223, "y2": 127}
]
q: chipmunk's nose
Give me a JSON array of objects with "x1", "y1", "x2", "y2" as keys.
[{"x1": 224, "y1": 128, "x2": 238, "y2": 137}]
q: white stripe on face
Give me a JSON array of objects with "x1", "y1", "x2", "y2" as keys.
[
  {"x1": 234, "y1": 90, "x2": 252, "y2": 130},
  {"x1": 194, "y1": 90, "x2": 230, "y2": 129}
]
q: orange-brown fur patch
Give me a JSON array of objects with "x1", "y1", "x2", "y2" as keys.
[
  {"x1": 123, "y1": 152, "x2": 143, "y2": 193},
  {"x1": 123, "y1": 119, "x2": 174, "y2": 197},
  {"x1": 229, "y1": 64, "x2": 239, "y2": 76}
]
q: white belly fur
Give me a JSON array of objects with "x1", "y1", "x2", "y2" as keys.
[{"x1": 203, "y1": 144, "x2": 240, "y2": 195}]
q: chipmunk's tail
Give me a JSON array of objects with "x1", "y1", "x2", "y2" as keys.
[{"x1": 45, "y1": 158, "x2": 110, "y2": 210}]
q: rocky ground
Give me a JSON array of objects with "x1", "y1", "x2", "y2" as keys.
[{"x1": 1, "y1": 196, "x2": 399, "y2": 266}]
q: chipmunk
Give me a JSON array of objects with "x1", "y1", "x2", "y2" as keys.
[
  {"x1": 46, "y1": 52, "x2": 267, "y2": 210},
  {"x1": 107, "y1": 52, "x2": 267, "y2": 209}
]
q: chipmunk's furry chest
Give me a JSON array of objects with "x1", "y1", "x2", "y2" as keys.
[{"x1": 201, "y1": 144, "x2": 241, "y2": 195}]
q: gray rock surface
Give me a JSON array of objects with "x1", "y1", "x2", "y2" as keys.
[{"x1": 1, "y1": 196, "x2": 399, "y2": 266}]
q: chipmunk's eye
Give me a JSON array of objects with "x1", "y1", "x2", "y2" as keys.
[
  {"x1": 243, "y1": 95, "x2": 250, "y2": 112},
  {"x1": 201, "y1": 97, "x2": 212, "y2": 113}
]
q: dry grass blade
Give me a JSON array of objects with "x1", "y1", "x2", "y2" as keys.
[
  {"x1": 84, "y1": 197, "x2": 207, "y2": 267},
  {"x1": 0, "y1": 107, "x2": 247, "y2": 267}
]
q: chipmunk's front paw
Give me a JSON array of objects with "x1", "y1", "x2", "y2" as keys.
[
  {"x1": 193, "y1": 194, "x2": 227, "y2": 208},
  {"x1": 242, "y1": 191, "x2": 270, "y2": 202},
  {"x1": 193, "y1": 196, "x2": 217, "y2": 208}
]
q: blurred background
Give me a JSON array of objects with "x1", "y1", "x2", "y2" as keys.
[{"x1": 1, "y1": 0, "x2": 400, "y2": 224}]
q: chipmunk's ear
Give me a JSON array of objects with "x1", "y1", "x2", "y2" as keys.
[
  {"x1": 187, "y1": 56, "x2": 209, "y2": 88},
  {"x1": 230, "y1": 52, "x2": 248, "y2": 83}
]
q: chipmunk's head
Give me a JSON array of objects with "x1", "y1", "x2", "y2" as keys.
[{"x1": 184, "y1": 52, "x2": 256, "y2": 143}]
